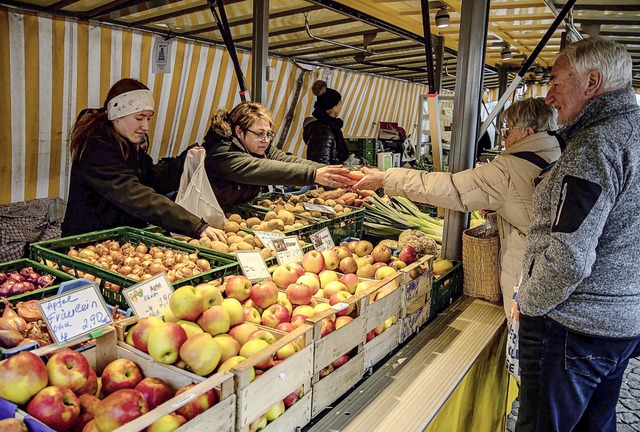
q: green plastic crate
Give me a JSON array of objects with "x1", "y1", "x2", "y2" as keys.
[
  {"x1": 0, "y1": 258, "x2": 75, "y2": 306},
  {"x1": 346, "y1": 138, "x2": 377, "y2": 166},
  {"x1": 430, "y1": 261, "x2": 463, "y2": 318},
  {"x1": 29, "y1": 227, "x2": 239, "y2": 309}
]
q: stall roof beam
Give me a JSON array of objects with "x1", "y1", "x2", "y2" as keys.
[{"x1": 233, "y1": 17, "x2": 354, "y2": 44}]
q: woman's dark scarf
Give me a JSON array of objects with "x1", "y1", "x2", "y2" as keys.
[{"x1": 312, "y1": 105, "x2": 349, "y2": 163}]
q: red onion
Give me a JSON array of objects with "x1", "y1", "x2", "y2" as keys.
[
  {"x1": 26, "y1": 271, "x2": 41, "y2": 284},
  {"x1": 9, "y1": 282, "x2": 29, "y2": 295},
  {"x1": 8, "y1": 272, "x2": 25, "y2": 283},
  {"x1": 19, "y1": 267, "x2": 34, "y2": 277},
  {"x1": 0, "y1": 280, "x2": 15, "y2": 296},
  {"x1": 0, "y1": 272, "x2": 7, "y2": 284},
  {"x1": 37, "y1": 274, "x2": 55, "y2": 288}
]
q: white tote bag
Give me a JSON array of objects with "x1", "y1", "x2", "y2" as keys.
[{"x1": 175, "y1": 147, "x2": 226, "y2": 228}]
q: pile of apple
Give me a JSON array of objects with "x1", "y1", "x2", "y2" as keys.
[{"x1": 0, "y1": 348, "x2": 214, "y2": 432}]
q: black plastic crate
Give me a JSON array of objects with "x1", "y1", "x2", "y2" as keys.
[
  {"x1": 0, "y1": 258, "x2": 75, "y2": 306},
  {"x1": 430, "y1": 261, "x2": 463, "y2": 318},
  {"x1": 29, "y1": 227, "x2": 239, "y2": 309}
]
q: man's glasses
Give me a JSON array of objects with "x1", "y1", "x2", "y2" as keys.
[{"x1": 246, "y1": 129, "x2": 275, "y2": 141}]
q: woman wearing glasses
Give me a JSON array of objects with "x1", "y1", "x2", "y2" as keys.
[
  {"x1": 353, "y1": 97, "x2": 561, "y2": 320},
  {"x1": 202, "y1": 101, "x2": 351, "y2": 207}
]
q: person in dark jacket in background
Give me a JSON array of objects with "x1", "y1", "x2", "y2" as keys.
[
  {"x1": 61, "y1": 78, "x2": 226, "y2": 242},
  {"x1": 203, "y1": 101, "x2": 350, "y2": 207},
  {"x1": 303, "y1": 80, "x2": 350, "y2": 165}
]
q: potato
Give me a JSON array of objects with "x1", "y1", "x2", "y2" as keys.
[
  {"x1": 236, "y1": 241, "x2": 254, "y2": 251},
  {"x1": 264, "y1": 211, "x2": 278, "y2": 221},
  {"x1": 227, "y1": 213, "x2": 243, "y2": 223},
  {"x1": 224, "y1": 221, "x2": 241, "y2": 233},
  {"x1": 209, "y1": 241, "x2": 229, "y2": 253},
  {"x1": 227, "y1": 235, "x2": 244, "y2": 244}
]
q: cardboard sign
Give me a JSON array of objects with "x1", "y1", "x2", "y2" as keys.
[
  {"x1": 39, "y1": 282, "x2": 113, "y2": 345},
  {"x1": 303, "y1": 202, "x2": 336, "y2": 215},
  {"x1": 273, "y1": 235, "x2": 304, "y2": 265},
  {"x1": 309, "y1": 227, "x2": 335, "y2": 252},
  {"x1": 236, "y1": 250, "x2": 271, "y2": 282},
  {"x1": 123, "y1": 273, "x2": 174, "y2": 319},
  {"x1": 253, "y1": 231, "x2": 285, "y2": 250}
]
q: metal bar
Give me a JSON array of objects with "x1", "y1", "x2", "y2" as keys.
[
  {"x1": 129, "y1": 4, "x2": 210, "y2": 27},
  {"x1": 251, "y1": 0, "x2": 269, "y2": 104},
  {"x1": 479, "y1": 0, "x2": 579, "y2": 138},
  {"x1": 434, "y1": 35, "x2": 445, "y2": 94},
  {"x1": 442, "y1": 0, "x2": 490, "y2": 261},
  {"x1": 420, "y1": 0, "x2": 436, "y2": 94},
  {"x1": 304, "y1": 14, "x2": 375, "y2": 54}
]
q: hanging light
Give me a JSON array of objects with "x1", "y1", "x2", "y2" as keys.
[
  {"x1": 501, "y1": 45, "x2": 512, "y2": 61},
  {"x1": 534, "y1": 66, "x2": 544, "y2": 80},
  {"x1": 435, "y1": 7, "x2": 450, "y2": 28}
]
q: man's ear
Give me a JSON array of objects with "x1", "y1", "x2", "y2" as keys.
[
  {"x1": 585, "y1": 69, "x2": 603, "y2": 97},
  {"x1": 234, "y1": 125, "x2": 243, "y2": 137}
]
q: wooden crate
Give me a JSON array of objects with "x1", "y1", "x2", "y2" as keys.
[
  {"x1": 363, "y1": 322, "x2": 400, "y2": 371},
  {"x1": 399, "y1": 255, "x2": 434, "y2": 318},
  {"x1": 398, "y1": 298, "x2": 430, "y2": 344},
  {"x1": 232, "y1": 324, "x2": 314, "y2": 432},
  {"x1": 116, "y1": 317, "x2": 315, "y2": 432},
  {"x1": 311, "y1": 351, "x2": 365, "y2": 418},
  {"x1": 11, "y1": 327, "x2": 236, "y2": 432}
]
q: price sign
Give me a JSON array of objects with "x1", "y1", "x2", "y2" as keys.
[
  {"x1": 303, "y1": 202, "x2": 336, "y2": 215},
  {"x1": 236, "y1": 250, "x2": 271, "y2": 282},
  {"x1": 309, "y1": 227, "x2": 335, "y2": 252},
  {"x1": 253, "y1": 231, "x2": 285, "y2": 250},
  {"x1": 39, "y1": 282, "x2": 114, "y2": 345},
  {"x1": 123, "y1": 273, "x2": 174, "y2": 319},
  {"x1": 274, "y1": 236, "x2": 304, "y2": 265}
]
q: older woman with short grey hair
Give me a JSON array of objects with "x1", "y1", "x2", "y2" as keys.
[{"x1": 353, "y1": 97, "x2": 561, "y2": 320}]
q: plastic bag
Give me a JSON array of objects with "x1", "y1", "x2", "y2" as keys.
[
  {"x1": 506, "y1": 277, "x2": 521, "y2": 384},
  {"x1": 175, "y1": 147, "x2": 226, "y2": 228}
]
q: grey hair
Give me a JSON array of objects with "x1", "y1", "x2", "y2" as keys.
[
  {"x1": 559, "y1": 38, "x2": 632, "y2": 91},
  {"x1": 503, "y1": 97, "x2": 558, "y2": 132}
]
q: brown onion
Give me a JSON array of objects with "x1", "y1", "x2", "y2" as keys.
[
  {"x1": 196, "y1": 259, "x2": 211, "y2": 271},
  {"x1": 16, "y1": 300, "x2": 43, "y2": 322}
]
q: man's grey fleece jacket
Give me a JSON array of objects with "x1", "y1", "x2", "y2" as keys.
[{"x1": 519, "y1": 86, "x2": 640, "y2": 338}]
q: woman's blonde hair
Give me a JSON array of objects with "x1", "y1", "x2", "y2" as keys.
[
  {"x1": 503, "y1": 97, "x2": 558, "y2": 133},
  {"x1": 210, "y1": 102, "x2": 274, "y2": 137}
]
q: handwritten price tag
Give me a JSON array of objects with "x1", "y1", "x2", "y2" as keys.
[
  {"x1": 236, "y1": 250, "x2": 271, "y2": 282},
  {"x1": 309, "y1": 227, "x2": 335, "y2": 252},
  {"x1": 38, "y1": 282, "x2": 113, "y2": 345},
  {"x1": 303, "y1": 202, "x2": 336, "y2": 215},
  {"x1": 123, "y1": 273, "x2": 174, "y2": 319},
  {"x1": 274, "y1": 236, "x2": 304, "y2": 265},
  {"x1": 253, "y1": 231, "x2": 285, "y2": 250}
]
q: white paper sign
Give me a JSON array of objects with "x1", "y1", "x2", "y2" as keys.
[
  {"x1": 39, "y1": 282, "x2": 114, "y2": 345},
  {"x1": 152, "y1": 38, "x2": 173, "y2": 74},
  {"x1": 303, "y1": 202, "x2": 336, "y2": 215},
  {"x1": 274, "y1": 236, "x2": 304, "y2": 265},
  {"x1": 123, "y1": 273, "x2": 174, "y2": 319},
  {"x1": 236, "y1": 250, "x2": 271, "y2": 282},
  {"x1": 309, "y1": 227, "x2": 335, "y2": 252},
  {"x1": 253, "y1": 231, "x2": 285, "y2": 250}
]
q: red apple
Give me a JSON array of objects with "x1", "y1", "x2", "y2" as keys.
[
  {"x1": 375, "y1": 266, "x2": 397, "y2": 281},
  {"x1": 147, "y1": 321, "x2": 188, "y2": 365},
  {"x1": 296, "y1": 273, "x2": 320, "y2": 295},
  {"x1": 26, "y1": 386, "x2": 80, "y2": 432},
  {"x1": 130, "y1": 316, "x2": 164, "y2": 353},
  {"x1": 197, "y1": 304, "x2": 231, "y2": 336},
  {"x1": 354, "y1": 240, "x2": 374, "y2": 257},
  {"x1": 261, "y1": 303, "x2": 291, "y2": 328},
  {"x1": 366, "y1": 330, "x2": 376, "y2": 341},
  {"x1": 276, "y1": 292, "x2": 294, "y2": 315},
  {"x1": 398, "y1": 245, "x2": 417, "y2": 264},
  {"x1": 174, "y1": 384, "x2": 216, "y2": 421},
  {"x1": 339, "y1": 257, "x2": 358, "y2": 274},
  {"x1": 334, "y1": 245, "x2": 353, "y2": 260},
  {"x1": 321, "y1": 249, "x2": 341, "y2": 270},
  {"x1": 318, "y1": 269, "x2": 340, "y2": 288},
  {"x1": 74, "y1": 394, "x2": 100, "y2": 432},
  {"x1": 335, "y1": 316, "x2": 354, "y2": 329},
  {"x1": 240, "y1": 339, "x2": 273, "y2": 370},
  {"x1": 246, "y1": 329, "x2": 277, "y2": 345},
  {"x1": 228, "y1": 322, "x2": 259, "y2": 346},
  {"x1": 243, "y1": 305, "x2": 262, "y2": 324},
  {"x1": 346, "y1": 240, "x2": 359, "y2": 253},
  {"x1": 46, "y1": 350, "x2": 91, "y2": 393},
  {"x1": 283, "y1": 385, "x2": 303, "y2": 408},
  {"x1": 371, "y1": 244, "x2": 393, "y2": 263},
  {"x1": 134, "y1": 377, "x2": 174, "y2": 410},
  {"x1": 372, "y1": 262, "x2": 387, "y2": 271},
  {"x1": 76, "y1": 367, "x2": 98, "y2": 396},
  {"x1": 288, "y1": 262, "x2": 305, "y2": 277},
  {"x1": 195, "y1": 282, "x2": 223, "y2": 310},
  {"x1": 272, "y1": 264, "x2": 300, "y2": 289},
  {"x1": 94, "y1": 389, "x2": 148, "y2": 432},
  {"x1": 276, "y1": 341, "x2": 299, "y2": 360},
  {"x1": 0, "y1": 351, "x2": 48, "y2": 404},
  {"x1": 301, "y1": 250, "x2": 325, "y2": 274},
  {"x1": 100, "y1": 358, "x2": 143, "y2": 394},
  {"x1": 320, "y1": 316, "x2": 336, "y2": 337},
  {"x1": 225, "y1": 275, "x2": 252, "y2": 302},
  {"x1": 213, "y1": 333, "x2": 241, "y2": 364},
  {"x1": 331, "y1": 353, "x2": 350, "y2": 369},
  {"x1": 292, "y1": 304, "x2": 315, "y2": 318},
  {"x1": 330, "y1": 291, "x2": 354, "y2": 316},
  {"x1": 276, "y1": 322, "x2": 296, "y2": 333},
  {"x1": 323, "y1": 280, "x2": 348, "y2": 299},
  {"x1": 339, "y1": 273, "x2": 360, "y2": 294},
  {"x1": 180, "y1": 333, "x2": 223, "y2": 376},
  {"x1": 286, "y1": 282, "x2": 313, "y2": 305},
  {"x1": 290, "y1": 314, "x2": 308, "y2": 328},
  {"x1": 249, "y1": 280, "x2": 278, "y2": 309},
  {"x1": 319, "y1": 364, "x2": 334, "y2": 379}
]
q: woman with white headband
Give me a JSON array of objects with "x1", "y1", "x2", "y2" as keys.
[{"x1": 61, "y1": 78, "x2": 226, "y2": 242}]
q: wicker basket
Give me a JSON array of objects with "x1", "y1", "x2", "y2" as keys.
[{"x1": 461, "y1": 223, "x2": 501, "y2": 302}]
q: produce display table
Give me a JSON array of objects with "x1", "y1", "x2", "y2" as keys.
[{"x1": 305, "y1": 296, "x2": 509, "y2": 432}]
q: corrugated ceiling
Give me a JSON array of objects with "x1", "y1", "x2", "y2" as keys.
[{"x1": 3, "y1": 0, "x2": 640, "y2": 89}]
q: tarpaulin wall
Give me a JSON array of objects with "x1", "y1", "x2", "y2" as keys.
[{"x1": 0, "y1": 7, "x2": 429, "y2": 205}]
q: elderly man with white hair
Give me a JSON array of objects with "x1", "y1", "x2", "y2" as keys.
[{"x1": 516, "y1": 38, "x2": 640, "y2": 431}]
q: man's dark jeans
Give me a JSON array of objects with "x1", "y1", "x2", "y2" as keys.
[{"x1": 515, "y1": 314, "x2": 640, "y2": 432}]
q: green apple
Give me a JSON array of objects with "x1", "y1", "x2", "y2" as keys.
[
  {"x1": 240, "y1": 339, "x2": 272, "y2": 370},
  {"x1": 265, "y1": 400, "x2": 285, "y2": 421},
  {"x1": 218, "y1": 356, "x2": 255, "y2": 381},
  {"x1": 177, "y1": 320, "x2": 204, "y2": 339},
  {"x1": 169, "y1": 285, "x2": 204, "y2": 321},
  {"x1": 145, "y1": 413, "x2": 187, "y2": 432},
  {"x1": 213, "y1": 334, "x2": 241, "y2": 363},
  {"x1": 221, "y1": 297, "x2": 245, "y2": 327}
]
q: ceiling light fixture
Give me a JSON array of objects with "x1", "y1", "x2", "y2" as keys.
[
  {"x1": 435, "y1": 7, "x2": 450, "y2": 29},
  {"x1": 501, "y1": 45, "x2": 512, "y2": 61}
]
